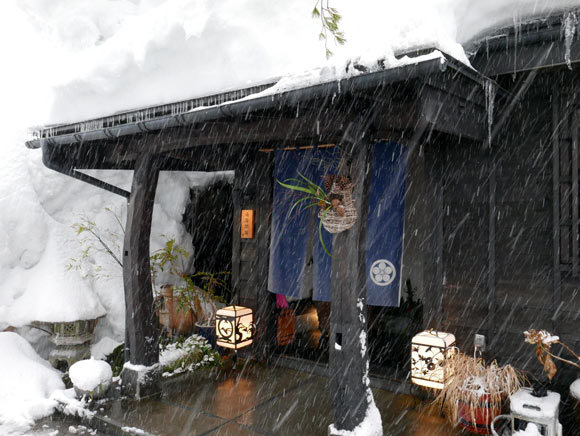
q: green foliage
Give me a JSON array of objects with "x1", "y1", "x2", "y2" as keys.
[
  {"x1": 277, "y1": 172, "x2": 332, "y2": 257},
  {"x1": 150, "y1": 237, "x2": 191, "y2": 288},
  {"x1": 106, "y1": 343, "x2": 126, "y2": 377},
  {"x1": 160, "y1": 334, "x2": 221, "y2": 376},
  {"x1": 312, "y1": 1, "x2": 346, "y2": 58},
  {"x1": 104, "y1": 336, "x2": 221, "y2": 378},
  {"x1": 67, "y1": 207, "x2": 124, "y2": 280},
  {"x1": 151, "y1": 237, "x2": 228, "y2": 325}
]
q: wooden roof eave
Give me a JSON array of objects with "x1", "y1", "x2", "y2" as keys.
[{"x1": 27, "y1": 54, "x2": 489, "y2": 148}]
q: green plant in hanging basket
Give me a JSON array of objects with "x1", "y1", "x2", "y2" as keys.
[{"x1": 277, "y1": 171, "x2": 335, "y2": 256}]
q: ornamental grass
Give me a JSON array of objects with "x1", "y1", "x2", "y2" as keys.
[{"x1": 433, "y1": 352, "x2": 526, "y2": 426}]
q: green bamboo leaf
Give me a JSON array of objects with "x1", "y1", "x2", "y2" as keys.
[
  {"x1": 277, "y1": 179, "x2": 317, "y2": 195},
  {"x1": 312, "y1": 6, "x2": 320, "y2": 17},
  {"x1": 288, "y1": 196, "x2": 318, "y2": 216},
  {"x1": 296, "y1": 171, "x2": 326, "y2": 194}
]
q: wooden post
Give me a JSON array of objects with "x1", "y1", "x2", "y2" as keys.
[
  {"x1": 328, "y1": 135, "x2": 376, "y2": 433},
  {"x1": 121, "y1": 153, "x2": 160, "y2": 398},
  {"x1": 487, "y1": 150, "x2": 497, "y2": 343},
  {"x1": 552, "y1": 86, "x2": 562, "y2": 332}
]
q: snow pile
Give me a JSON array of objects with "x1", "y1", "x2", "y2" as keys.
[
  {"x1": 0, "y1": 332, "x2": 64, "y2": 434},
  {"x1": 91, "y1": 336, "x2": 122, "y2": 360},
  {"x1": 510, "y1": 388, "x2": 560, "y2": 420},
  {"x1": 570, "y1": 378, "x2": 580, "y2": 400},
  {"x1": 513, "y1": 423, "x2": 543, "y2": 436},
  {"x1": 328, "y1": 298, "x2": 382, "y2": 436},
  {"x1": 69, "y1": 358, "x2": 113, "y2": 393},
  {"x1": 121, "y1": 426, "x2": 148, "y2": 435},
  {"x1": 50, "y1": 389, "x2": 95, "y2": 420},
  {"x1": 7, "y1": 0, "x2": 580, "y2": 126},
  {"x1": 328, "y1": 399, "x2": 382, "y2": 436},
  {"x1": 159, "y1": 334, "x2": 219, "y2": 377}
]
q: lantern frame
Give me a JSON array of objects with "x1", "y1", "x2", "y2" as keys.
[
  {"x1": 215, "y1": 305, "x2": 254, "y2": 350},
  {"x1": 411, "y1": 330, "x2": 457, "y2": 389}
]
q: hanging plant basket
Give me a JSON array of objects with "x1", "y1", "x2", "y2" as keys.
[{"x1": 318, "y1": 181, "x2": 357, "y2": 234}]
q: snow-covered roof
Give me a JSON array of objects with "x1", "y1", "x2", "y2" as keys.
[{"x1": 26, "y1": 49, "x2": 487, "y2": 150}]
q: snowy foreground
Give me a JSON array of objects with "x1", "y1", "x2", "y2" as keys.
[
  {"x1": 0, "y1": 333, "x2": 92, "y2": 435},
  {"x1": 3, "y1": 0, "x2": 580, "y2": 434}
]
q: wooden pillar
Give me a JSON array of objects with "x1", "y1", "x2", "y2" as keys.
[
  {"x1": 552, "y1": 86, "x2": 562, "y2": 332},
  {"x1": 328, "y1": 135, "x2": 375, "y2": 433},
  {"x1": 487, "y1": 150, "x2": 497, "y2": 343},
  {"x1": 121, "y1": 153, "x2": 160, "y2": 397},
  {"x1": 423, "y1": 148, "x2": 444, "y2": 328},
  {"x1": 231, "y1": 150, "x2": 275, "y2": 360}
]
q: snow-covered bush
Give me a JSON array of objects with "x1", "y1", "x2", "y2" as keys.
[
  {"x1": 69, "y1": 358, "x2": 113, "y2": 399},
  {"x1": 159, "y1": 334, "x2": 221, "y2": 377}
]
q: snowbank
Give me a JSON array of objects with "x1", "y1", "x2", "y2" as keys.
[{"x1": 0, "y1": 332, "x2": 64, "y2": 434}]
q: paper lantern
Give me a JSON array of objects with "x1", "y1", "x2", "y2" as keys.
[
  {"x1": 411, "y1": 330, "x2": 456, "y2": 389},
  {"x1": 215, "y1": 306, "x2": 254, "y2": 350}
]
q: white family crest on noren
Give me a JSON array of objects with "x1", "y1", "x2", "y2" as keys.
[{"x1": 369, "y1": 259, "x2": 396, "y2": 286}]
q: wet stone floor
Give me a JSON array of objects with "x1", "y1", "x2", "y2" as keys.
[{"x1": 33, "y1": 360, "x2": 462, "y2": 436}]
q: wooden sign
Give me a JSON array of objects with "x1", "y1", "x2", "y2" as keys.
[{"x1": 241, "y1": 209, "x2": 255, "y2": 239}]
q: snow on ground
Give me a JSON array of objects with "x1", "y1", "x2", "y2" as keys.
[{"x1": 0, "y1": 332, "x2": 64, "y2": 435}]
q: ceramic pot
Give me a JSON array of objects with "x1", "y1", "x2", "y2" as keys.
[
  {"x1": 157, "y1": 285, "x2": 194, "y2": 335},
  {"x1": 196, "y1": 323, "x2": 216, "y2": 348}
]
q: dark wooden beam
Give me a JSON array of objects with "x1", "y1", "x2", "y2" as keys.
[
  {"x1": 487, "y1": 150, "x2": 497, "y2": 343},
  {"x1": 118, "y1": 100, "x2": 419, "y2": 158},
  {"x1": 572, "y1": 109, "x2": 579, "y2": 277},
  {"x1": 473, "y1": 39, "x2": 579, "y2": 77},
  {"x1": 420, "y1": 84, "x2": 487, "y2": 141},
  {"x1": 122, "y1": 153, "x2": 160, "y2": 375},
  {"x1": 552, "y1": 85, "x2": 562, "y2": 332},
  {"x1": 328, "y1": 129, "x2": 375, "y2": 433}
]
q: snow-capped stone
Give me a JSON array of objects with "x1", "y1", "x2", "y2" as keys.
[{"x1": 69, "y1": 358, "x2": 113, "y2": 398}]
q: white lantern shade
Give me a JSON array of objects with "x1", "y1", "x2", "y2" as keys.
[
  {"x1": 411, "y1": 330, "x2": 456, "y2": 389},
  {"x1": 215, "y1": 305, "x2": 253, "y2": 350}
]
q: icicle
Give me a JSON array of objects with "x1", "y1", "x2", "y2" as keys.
[
  {"x1": 562, "y1": 11, "x2": 577, "y2": 70},
  {"x1": 484, "y1": 80, "x2": 496, "y2": 147},
  {"x1": 512, "y1": 12, "x2": 521, "y2": 80}
]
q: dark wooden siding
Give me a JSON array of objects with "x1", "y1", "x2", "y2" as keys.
[{"x1": 417, "y1": 70, "x2": 580, "y2": 380}]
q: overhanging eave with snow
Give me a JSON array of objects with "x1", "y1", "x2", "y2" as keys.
[
  {"x1": 28, "y1": 53, "x2": 491, "y2": 174},
  {"x1": 470, "y1": 10, "x2": 580, "y2": 76}
]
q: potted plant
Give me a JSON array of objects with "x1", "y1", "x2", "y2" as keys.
[
  {"x1": 151, "y1": 238, "x2": 196, "y2": 336},
  {"x1": 183, "y1": 271, "x2": 228, "y2": 348},
  {"x1": 277, "y1": 172, "x2": 356, "y2": 256},
  {"x1": 434, "y1": 353, "x2": 525, "y2": 434},
  {"x1": 151, "y1": 238, "x2": 226, "y2": 341}
]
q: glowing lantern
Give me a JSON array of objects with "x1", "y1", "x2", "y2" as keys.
[
  {"x1": 411, "y1": 330, "x2": 457, "y2": 389},
  {"x1": 215, "y1": 306, "x2": 254, "y2": 350}
]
